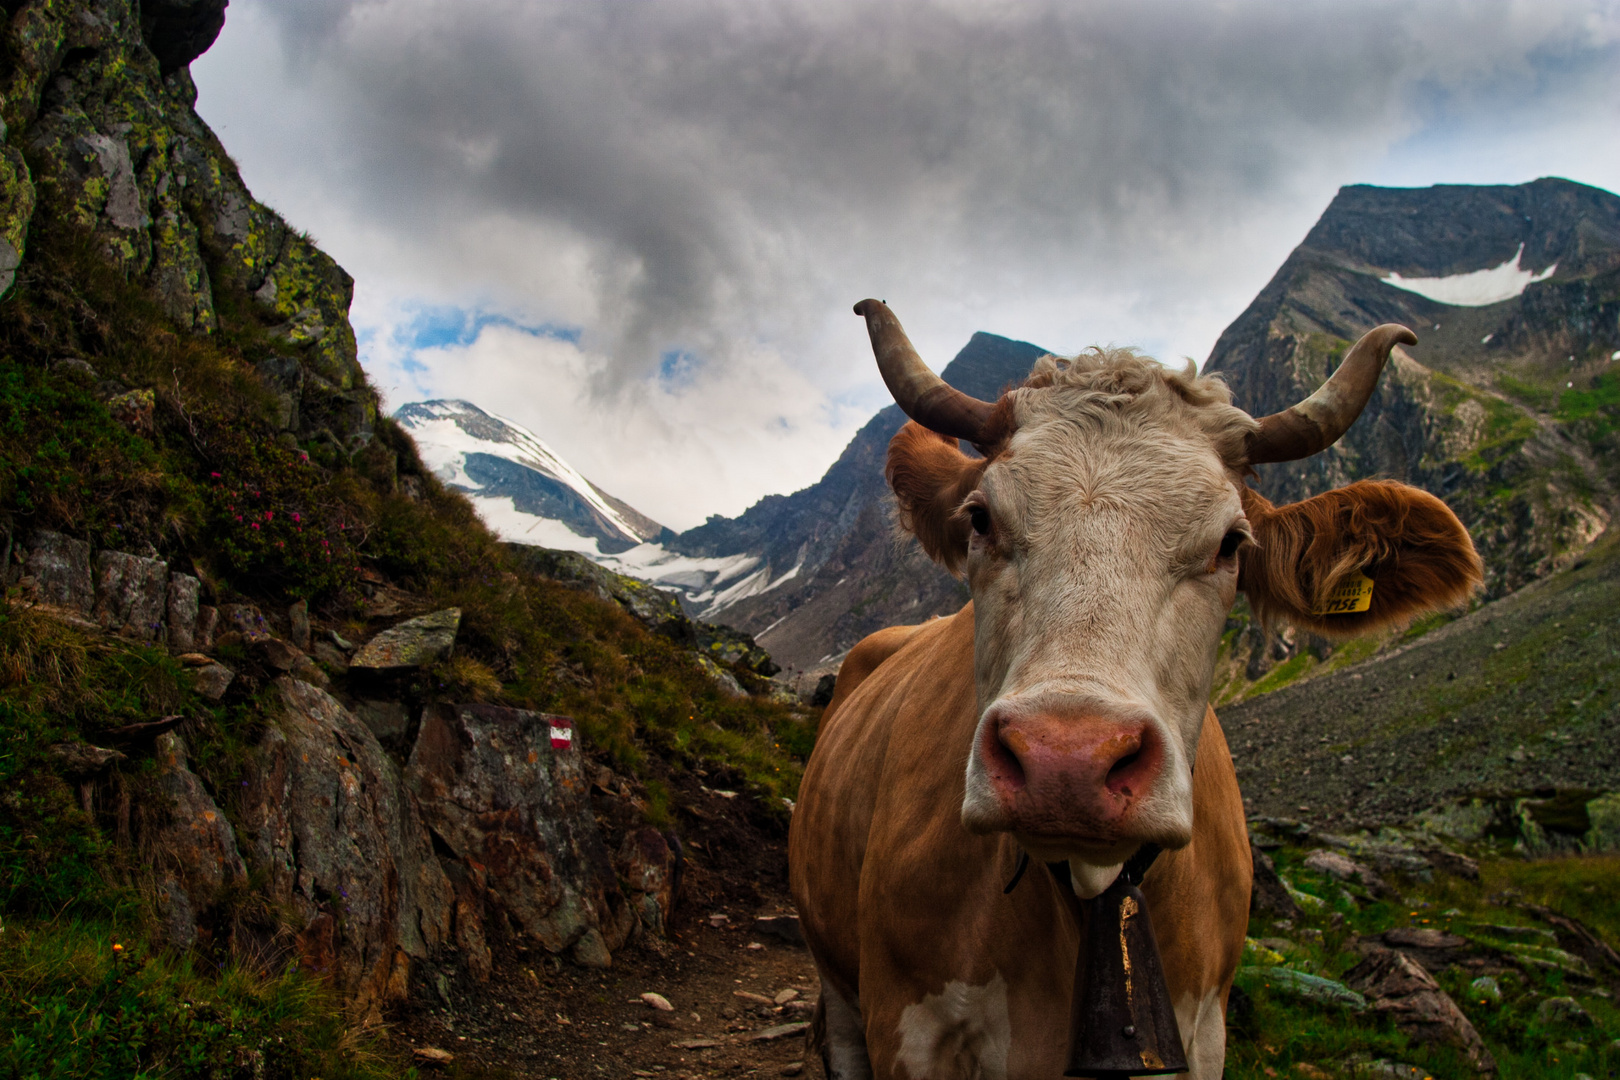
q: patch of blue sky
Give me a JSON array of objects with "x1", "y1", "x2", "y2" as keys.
[
  {"x1": 657, "y1": 348, "x2": 701, "y2": 389},
  {"x1": 396, "y1": 303, "x2": 582, "y2": 353}
]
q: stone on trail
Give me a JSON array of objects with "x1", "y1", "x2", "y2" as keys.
[
  {"x1": 1345, "y1": 946, "x2": 1495, "y2": 1073},
  {"x1": 618, "y1": 827, "x2": 679, "y2": 936},
  {"x1": 413, "y1": 1046, "x2": 455, "y2": 1066},
  {"x1": 735, "y1": 990, "x2": 774, "y2": 1005},
  {"x1": 351, "y1": 607, "x2": 461, "y2": 669},
  {"x1": 774, "y1": 988, "x2": 799, "y2": 1005},
  {"x1": 671, "y1": 1038, "x2": 722, "y2": 1049},
  {"x1": 750, "y1": 1022, "x2": 810, "y2": 1042},
  {"x1": 641, "y1": 991, "x2": 674, "y2": 1011},
  {"x1": 755, "y1": 913, "x2": 805, "y2": 946}
]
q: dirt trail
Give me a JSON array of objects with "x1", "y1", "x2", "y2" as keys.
[{"x1": 394, "y1": 791, "x2": 825, "y2": 1080}]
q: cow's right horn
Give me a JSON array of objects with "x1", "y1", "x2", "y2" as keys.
[
  {"x1": 855, "y1": 299, "x2": 994, "y2": 444},
  {"x1": 1245, "y1": 323, "x2": 1417, "y2": 464}
]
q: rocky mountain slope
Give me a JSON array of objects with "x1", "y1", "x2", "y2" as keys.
[
  {"x1": 1207, "y1": 178, "x2": 1620, "y2": 597},
  {"x1": 0, "y1": 3, "x2": 813, "y2": 1075}
]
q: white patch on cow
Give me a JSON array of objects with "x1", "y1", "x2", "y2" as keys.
[
  {"x1": 820, "y1": 980, "x2": 872, "y2": 1080},
  {"x1": 1067, "y1": 858, "x2": 1122, "y2": 899},
  {"x1": 1175, "y1": 988, "x2": 1228, "y2": 1079},
  {"x1": 894, "y1": 975, "x2": 1011, "y2": 1080}
]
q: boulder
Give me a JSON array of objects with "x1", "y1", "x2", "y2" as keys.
[
  {"x1": 166, "y1": 572, "x2": 200, "y2": 651},
  {"x1": 253, "y1": 637, "x2": 304, "y2": 672},
  {"x1": 192, "y1": 662, "x2": 234, "y2": 700},
  {"x1": 1303, "y1": 848, "x2": 1396, "y2": 899},
  {"x1": 350, "y1": 608, "x2": 461, "y2": 670},
  {"x1": 217, "y1": 603, "x2": 271, "y2": 643},
  {"x1": 1250, "y1": 842, "x2": 1302, "y2": 920},
  {"x1": 23, "y1": 530, "x2": 95, "y2": 616},
  {"x1": 617, "y1": 827, "x2": 679, "y2": 936},
  {"x1": 288, "y1": 598, "x2": 311, "y2": 652},
  {"x1": 1378, "y1": 927, "x2": 1469, "y2": 972},
  {"x1": 406, "y1": 704, "x2": 628, "y2": 961},
  {"x1": 195, "y1": 605, "x2": 218, "y2": 649},
  {"x1": 93, "y1": 550, "x2": 169, "y2": 638},
  {"x1": 236, "y1": 678, "x2": 452, "y2": 1020},
  {"x1": 1345, "y1": 947, "x2": 1495, "y2": 1073},
  {"x1": 48, "y1": 742, "x2": 125, "y2": 777},
  {"x1": 140, "y1": 733, "x2": 248, "y2": 950},
  {"x1": 1534, "y1": 995, "x2": 1593, "y2": 1030},
  {"x1": 106, "y1": 387, "x2": 155, "y2": 436}
]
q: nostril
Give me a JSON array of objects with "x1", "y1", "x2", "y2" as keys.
[
  {"x1": 1103, "y1": 729, "x2": 1153, "y2": 797},
  {"x1": 981, "y1": 715, "x2": 1028, "y2": 792},
  {"x1": 1106, "y1": 748, "x2": 1141, "y2": 785}
]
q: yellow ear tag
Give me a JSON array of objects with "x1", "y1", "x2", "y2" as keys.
[{"x1": 1314, "y1": 571, "x2": 1374, "y2": 615}]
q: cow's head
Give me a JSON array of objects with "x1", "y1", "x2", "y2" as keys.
[{"x1": 858, "y1": 299, "x2": 1481, "y2": 896}]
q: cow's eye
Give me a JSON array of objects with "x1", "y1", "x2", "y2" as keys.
[
  {"x1": 968, "y1": 506, "x2": 991, "y2": 536},
  {"x1": 1218, "y1": 530, "x2": 1246, "y2": 560}
]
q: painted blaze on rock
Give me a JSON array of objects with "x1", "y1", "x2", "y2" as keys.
[{"x1": 350, "y1": 607, "x2": 461, "y2": 670}]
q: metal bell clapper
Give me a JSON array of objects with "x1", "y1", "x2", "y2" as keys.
[{"x1": 1063, "y1": 871, "x2": 1189, "y2": 1078}]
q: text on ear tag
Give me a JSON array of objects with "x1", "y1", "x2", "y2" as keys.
[{"x1": 1314, "y1": 571, "x2": 1374, "y2": 615}]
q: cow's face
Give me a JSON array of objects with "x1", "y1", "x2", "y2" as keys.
[
  {"x1": 865, "y1": 302, "x2": 1481, "y2": 896},
  {"x1": 960, "y1": 408, "x2": 1245, "y2": 872},
  {"x1": 888, "y1": 355, "x2": 1258, "y2": 882}
]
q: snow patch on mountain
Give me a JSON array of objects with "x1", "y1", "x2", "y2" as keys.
[{"x1": 1381, "y1": 243, "x2": 1557, "y2": 307}]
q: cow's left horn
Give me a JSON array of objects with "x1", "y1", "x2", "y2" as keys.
[
  {"x1": 1245, "y1": 323, "x2": 1417, "y2": 464},
  {"x1": 855, "y1": 299, "x2": 994, "y2": 443}
]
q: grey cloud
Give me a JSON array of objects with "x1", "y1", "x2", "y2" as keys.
[{"x1": 240, "y1": 0, "x2": 1618, "y2": 386}]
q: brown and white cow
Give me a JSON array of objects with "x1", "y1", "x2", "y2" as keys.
[{"x1": 788, "y1": 301, "x2": 1482, "y2": 1079}]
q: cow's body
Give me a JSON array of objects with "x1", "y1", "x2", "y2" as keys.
[
  {"x1": 791, "y1": 611, "x2": 1249, "y2": 1079},
  {"x1": 789, "y1": 301, "x2": 1481, "y2": 1080}
]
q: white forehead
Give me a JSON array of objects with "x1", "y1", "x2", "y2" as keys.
[{"x1": 988, "y1": 350, "x2": 1256, "y2": 548}]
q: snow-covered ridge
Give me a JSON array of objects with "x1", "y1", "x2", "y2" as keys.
[
  {"x1": 1381, "y1": 243, "x2": 1556, "y2": 307},
  {"x1": 394, "y1": 399, "x2": 793, "y2": 618}
]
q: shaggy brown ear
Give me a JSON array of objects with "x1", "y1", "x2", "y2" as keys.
[
  {"x1": 885, "y1": 421, "x2": 988, "y2": 573},
  {"x1": 1240, "y1": 480, "x2": 1482, "y2": 639}
]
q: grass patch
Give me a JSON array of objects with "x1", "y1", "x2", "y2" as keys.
[
  {"x1": 1230, "y1": 846, "x2": 1620, "y2": 1079},
  {"x1": 0, "y1": 917, "x2": 409, "y2": 1080}
]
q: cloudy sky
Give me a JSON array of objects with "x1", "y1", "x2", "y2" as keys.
[{"x1": 192, "y1": 0, "x2": 1620, "y2": 530}]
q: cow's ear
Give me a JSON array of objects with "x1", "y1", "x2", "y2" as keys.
[
  {"x1": 1240, "y1": 480, "x2": 1482, "y2": 639},
  {"x1": 886, "y1": 421, "x2": 988, "y2": 574}
]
